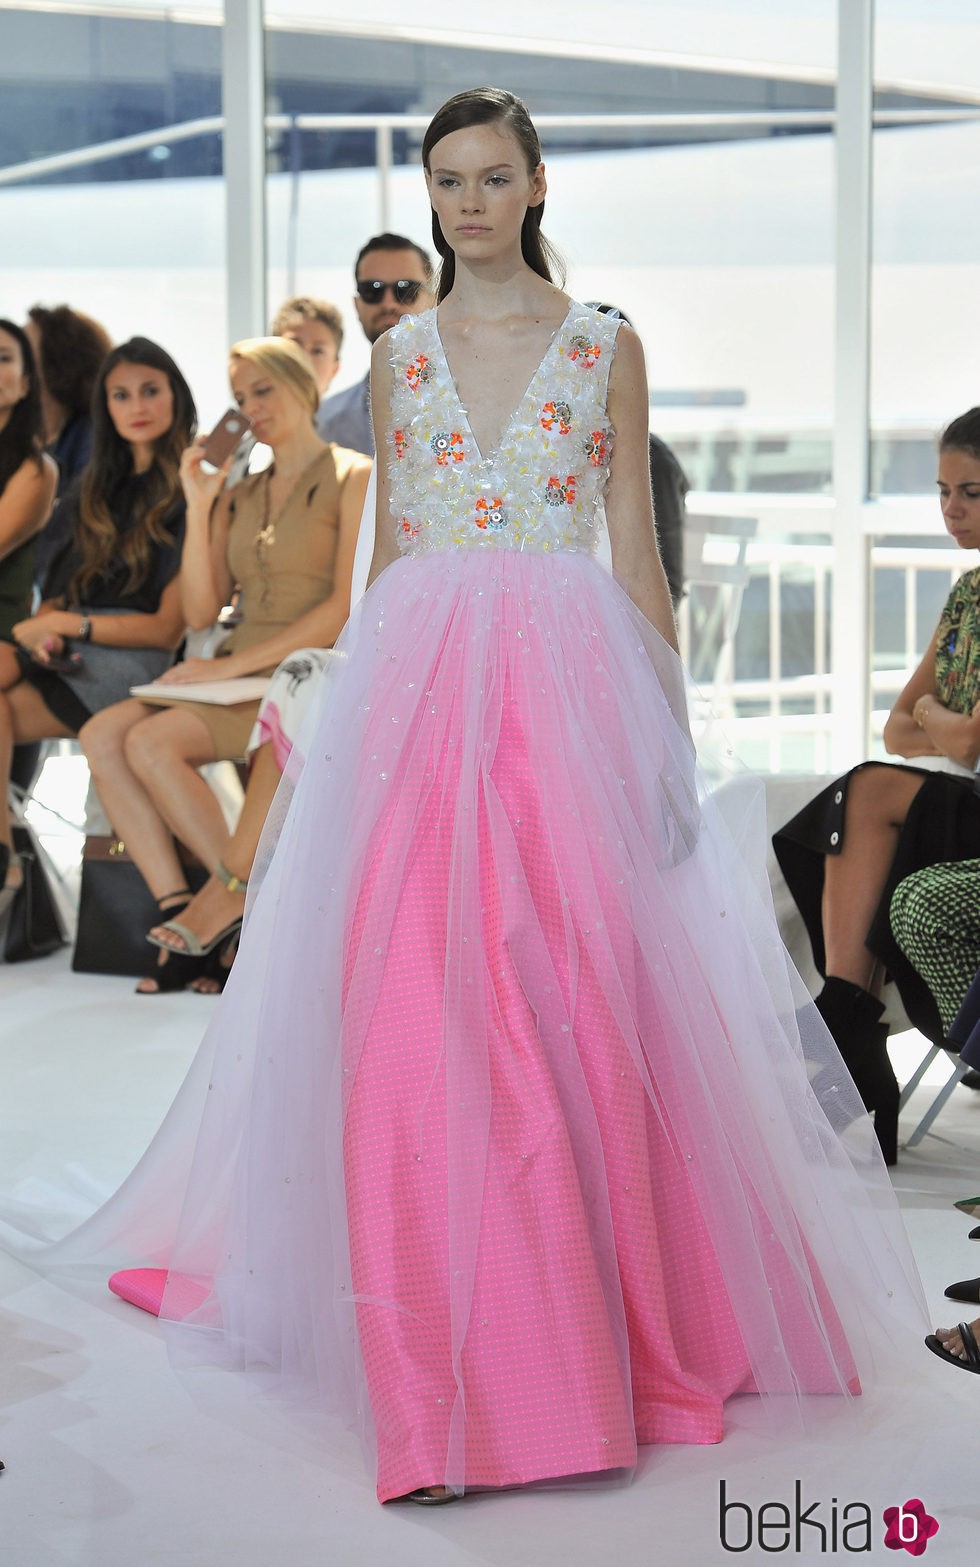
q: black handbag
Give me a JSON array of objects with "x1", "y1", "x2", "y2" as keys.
[
  {"x1": 72, "y1": 836, "x2": 207, "y2": 977},
  {"x1": 3, "y1": 822, "x2": 67, "y2": 963},
  {"x1": 72, "y1": 835, "x2": 160, "y2": 977}
]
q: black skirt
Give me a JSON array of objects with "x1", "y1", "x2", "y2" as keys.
[{"x1": 772, "y1": 762, "x2": 980, "y2": 1045}]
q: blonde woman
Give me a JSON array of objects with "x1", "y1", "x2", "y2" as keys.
[{"x1": 81, "y1": 337, "x2": 371, "y2": 991}]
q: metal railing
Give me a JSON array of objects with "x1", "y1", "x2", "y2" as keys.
[{"x1": 689, "y1": 540, "x2": 963, "y2": 773}]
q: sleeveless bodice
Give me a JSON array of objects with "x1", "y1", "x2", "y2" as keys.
[{"x1": 386, "y1": 303, "x2": 621, "y2": 556}]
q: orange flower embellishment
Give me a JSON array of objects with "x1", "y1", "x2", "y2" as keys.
[
  {"x1": 430, "y1": 431, "x2": 465, "y2": 466},
  {"x1": 393, "y1": 429, "x2": 408, "y2": 460},
  {"x1": 568, "y1": 335, "x2": 601, "y2": 370},
  {"x1": 544, "y1": 476, "x2": 576, "y2": 507},
  {"x1": 540, "y1": 400, "x2": 572, "y2": 435},
  {"x1": 584, "y1": 430, "x2": 610, "y2": 467},
  {"x1": 475, "y1": 497, "x2": 507, "y2": 532},
  {"x1": 406, "y1": 353, "x2": 431, "y2": 389},
  {"x1": 400, "y1": 515, "x2": 419, "y2": 538}
]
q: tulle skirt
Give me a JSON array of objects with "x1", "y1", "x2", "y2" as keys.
[{"x1": 5, "y1": 547, "x2": 924, "y2": 1501}]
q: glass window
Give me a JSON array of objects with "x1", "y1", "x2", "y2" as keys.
[
  {"x1": 871, "y1": 0, "x2": 980, "y2": 495},
  {"x1": 0, "y1": 2, "x2": 229, "y2": 419}
]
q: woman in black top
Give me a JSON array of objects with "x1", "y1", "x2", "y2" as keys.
[
  {"x1": 0, "y1": 320, "x2": 57, "y2": 653},
  {"x1": 0, "y1": 337, "x2": 194, "y2": 911}
]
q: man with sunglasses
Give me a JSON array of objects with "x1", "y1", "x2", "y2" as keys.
[{"x1": 316, "y1": 232, "x2": 434, "y2": 456}]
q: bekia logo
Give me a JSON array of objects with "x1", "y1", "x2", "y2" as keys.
[{"x1": 719, "y1": 1482, "x2": 940, "y2": 1555}]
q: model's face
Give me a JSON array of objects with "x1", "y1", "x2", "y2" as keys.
[
  {"x1": 354, "y1": 247, "x2": 432, "y2": 344},
  {"x1": 425, "y1": 121, "x2": 545, "y2": 266},
  {"x1": 230, "y1": 358, "x2": 309, "y2": 448},
  {"x1": 0, "y1": 328, "x2": 29, "y2": 428},
  {"x1": 938, "y1": 448, "x2": 980, "y2": 551},
  {"x1": 104, "y1": 362, "x2": 175, "y2": 449},
  {"x1": 279, "y1": 320, "x2": 341, "y2": 396}
]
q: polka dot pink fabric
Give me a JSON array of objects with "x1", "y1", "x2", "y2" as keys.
[
  {"x1": 92, "y1": 547, "x2": 921, "y2": 1503},
  {"x1": 71, "y1": 305, "x2": 924, "y2": 1504}
]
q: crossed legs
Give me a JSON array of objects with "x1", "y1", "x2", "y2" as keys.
[
  {"x1": 821, "y1": 764, "x2": 928, "y2": 991},
  {"x1": 148, "y1": 741, "x2": 282, "y2": 959},
  {"x1": 80, "y1": 699, "x2": 228, "y2": 991}
]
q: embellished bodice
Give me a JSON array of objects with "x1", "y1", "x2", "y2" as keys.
[{"x1": 385, "y1": 303, "x2": 621, "y2": 556}]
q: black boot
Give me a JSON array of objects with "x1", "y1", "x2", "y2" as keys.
[{"x1": 815, "y1": 977, "x2": 900, "y2": 1166}]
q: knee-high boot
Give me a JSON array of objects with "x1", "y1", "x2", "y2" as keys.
[{"x1": 815, "y1": 976, "x2": 900, "y2": 1166}]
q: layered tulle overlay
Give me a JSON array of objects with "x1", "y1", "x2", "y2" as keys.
[
  {"x1": 1, "y1": 303, "x2": 925, "y2": 1501},
  {"x1": 6, "y1": 545, "x2": 924, "y2": 1500}
]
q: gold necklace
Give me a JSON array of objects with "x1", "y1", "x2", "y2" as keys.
[{"x1": 254, "y1": 471, "x2": 278, "y2": 612}]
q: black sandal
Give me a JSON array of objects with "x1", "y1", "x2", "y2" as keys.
[
  {"x1": 136, "y1": 889, "x2": 210, "y2": 995},
  {"x1": 924, "y1": 1320, "x2": 980, "y2": 1373}
]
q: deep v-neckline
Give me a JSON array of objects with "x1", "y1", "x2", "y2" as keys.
[
  {"x1": 260, "y1": 447, "x2": 327, "y2": 530},
  {"x1": 431, "y1": 303, "x2": 574, "y2": 463}
]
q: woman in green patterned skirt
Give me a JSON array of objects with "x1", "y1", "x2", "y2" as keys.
[
  {"x1": 891, "y1": 860, "x2": 980, "y2": 1041},
  {"x1": 774, "y1": 407, "x2": 980, "y2": 1164}
]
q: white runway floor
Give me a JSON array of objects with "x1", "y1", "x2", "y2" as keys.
[{"x1": 2, "y1": 943, "x2": 979, "y2": 1566}]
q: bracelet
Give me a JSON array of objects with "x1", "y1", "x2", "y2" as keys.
[{"x1": 76, "y1": 616, "x2": 92, "y2": 643}]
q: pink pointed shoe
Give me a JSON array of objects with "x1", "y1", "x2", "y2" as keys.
[{"x1": 108, "y1": 1268, "x2": 210, "y2": 1318}]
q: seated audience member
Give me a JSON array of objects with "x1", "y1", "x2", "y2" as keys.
[
  {"x1": 270, "y1": 296, "x2": 344, "y2": 404},
  {"x1": 147, "y1": 646, "x2": 338, "y2": 992},
  {"x1": 317, "y1": 231, "x2": 434, "y2": 455},
  {"x1": 773, "y1": 407, "x2": 980, "y2": 1166},
  {"x1": 890, "y1": 859, "x2": 980, "y2": 1041},
  {"x1": 26, "y1": 304, "x2": 113, "y2": 589},
  {"x1": 80, "y1": 337, "x2": 371, "y2": 993},
  {"x1": 226, "y1": 296, "x2": 348, "y2": 485},
  {"x1": 26, "y1": 304, "x2": 113, "y2": 492},
  {"x1": 0, "y1": 337, "x2": 193, "y2": 913},
  {"x1": 0, "y1": 321, "x2": 57, "y2": 668}
]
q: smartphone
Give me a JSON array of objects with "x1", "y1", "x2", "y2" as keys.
[
  {"x1": 202, "y1": 408, "x2": 249, "y2": 469},
  {"x1": 43, "y1": 649, "x2": 83, "y2": 673}
]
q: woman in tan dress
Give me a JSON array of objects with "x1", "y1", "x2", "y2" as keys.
[{"x1": 80, "y1": 336, "x2": 371, "y2": 990}]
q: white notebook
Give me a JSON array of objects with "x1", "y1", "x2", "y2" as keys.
[{"x1": 130, "y1": 676, "x2": 270, "y2": 707}]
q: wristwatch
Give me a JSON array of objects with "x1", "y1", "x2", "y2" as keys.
[{"x1": 76, "y1": 616, "x2": 92, "y2": 643}]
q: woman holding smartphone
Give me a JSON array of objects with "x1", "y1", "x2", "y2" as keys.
[
  {"x1": 0, "y1": 336, "x2": 191, "y2": 913},
  {"x1": 80, "y1": 336, "x2": 371, "y2": 992}
]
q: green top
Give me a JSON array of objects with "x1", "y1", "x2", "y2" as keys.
[
  {"x1": 934, "y1": 565, "x2": 980, "y2": 714},
  {"x1": 0, "y1": 537, "x2": 35, "y2": 643}
]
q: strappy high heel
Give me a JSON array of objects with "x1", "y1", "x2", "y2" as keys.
[
  {"x1": 135, "y1": 888, "x2": 207, "y2": 995},
  {"x1": 147, "y1": 860, "x2": 246, "y2": 960}
]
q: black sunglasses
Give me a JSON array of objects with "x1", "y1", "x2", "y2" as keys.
[{"x1": 356, "y1": 279, "x2": 424, "y2": 306}]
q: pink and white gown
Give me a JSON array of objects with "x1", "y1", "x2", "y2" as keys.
[{"x1": 13, "y1": 304, "x2": 923, "y2": 1501}]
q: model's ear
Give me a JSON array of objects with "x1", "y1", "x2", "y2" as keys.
[{"x1": 528, "y1": 162, "x2": 547, "y2": 208}]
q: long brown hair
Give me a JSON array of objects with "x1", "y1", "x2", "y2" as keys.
[
  {"x1": 421, "y1": 87, "x2": 565, "y2": 303},
  {"x1": 70, "y1": 337, "x2": 196, "y2": 602},
  {"x1": 27, "y1": 304, "x2": 113, "y2": 422},
  {"x1": 0, "y1": 319, "x2": 45, "y2": 496}
]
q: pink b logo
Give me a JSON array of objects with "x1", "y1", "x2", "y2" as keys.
[{"x1": 883, "y1": 1499, "x2": 939, "y2": 1555}]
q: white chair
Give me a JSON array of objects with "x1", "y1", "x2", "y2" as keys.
[
  {"x1": 898, "y1": 1043, "x2": 972, "y2": 1149},
  {"x1": 679, "y1": 513, "x2": 757, "y2": 719}
]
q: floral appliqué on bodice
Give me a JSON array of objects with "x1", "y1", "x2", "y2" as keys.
[{"x1": 386, "y1": 303, "x2": 621, "y2": 556}]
